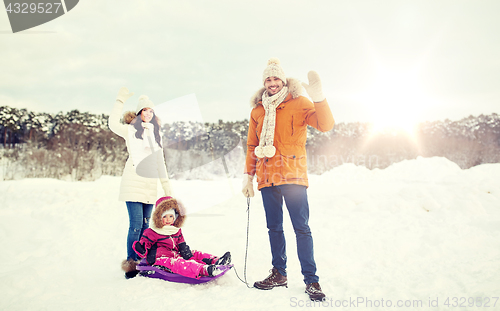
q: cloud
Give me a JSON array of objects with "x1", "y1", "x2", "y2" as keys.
[{"x1": 1, "y1": 0, "x2": 499, "y2": 123}]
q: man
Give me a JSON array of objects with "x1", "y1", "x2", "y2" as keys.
[{"x1": 242, "y1": 58, "x2": 334, "y2": 301}]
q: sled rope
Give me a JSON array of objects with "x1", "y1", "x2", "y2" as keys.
[{"x1": 233, "y1": 197, "x2": 253, "y2": 288}]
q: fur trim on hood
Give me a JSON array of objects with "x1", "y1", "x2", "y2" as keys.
[
  {"x1": 122, "y1": 111, "x2": 137, "y2": 125},
  {"x1": 152, "y1": 197, "x2": 186, "y2": 229},
  {"x1": 250, "y1": 77, "x2": 302, "y2": 109}
]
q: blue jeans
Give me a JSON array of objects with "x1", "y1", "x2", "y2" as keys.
[
  {"x1": 261, "y1": 184, "x2": 319, "y2": 284},
  {"x1": 126, "y1": 201, "x2": 153, "y2": 261}
]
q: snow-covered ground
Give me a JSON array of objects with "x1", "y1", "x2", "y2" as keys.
[{"x1": 1, "y1": 157, "x2": 499, "y2": 311}]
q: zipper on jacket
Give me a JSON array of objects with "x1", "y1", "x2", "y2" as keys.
[
  {"x1": 170, "y1": 236, "x2": 176, "y2": 250},
  {"x1": 291, "y1": 115, "x2": 294, "y2": 136}
]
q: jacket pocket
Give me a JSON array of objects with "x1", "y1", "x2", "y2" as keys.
[{"x1": 279, "y1": 154, "x2": 307, "y2": 182}]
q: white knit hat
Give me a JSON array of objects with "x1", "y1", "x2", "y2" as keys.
[
  {"x1": 161, "y1": 209, "x2": 177, "y2": 221},
  {"x1": 262, "y1": 57, "x2": 286, "y2": 85},
  {"x1": 136, "y1": 95, "x2": 155, "y2": 114}
]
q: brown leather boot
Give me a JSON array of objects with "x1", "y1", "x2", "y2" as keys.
[
  {"x1": 254, "y1": 268, "x2": 288, "y2": 290},
  {"x1": 305, "y1": 282, "x2": 326, "y2": 301}
]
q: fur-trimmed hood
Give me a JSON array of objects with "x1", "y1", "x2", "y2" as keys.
[
  {"x1": 152, "y1": 197, "x2": 187, "y2": 229},
  {"x1": 122, "y1": 111, "x2": 137, "y2": 125},
  {"x1": 250, "y1": 77, "x2": 303, "y2": 109}
]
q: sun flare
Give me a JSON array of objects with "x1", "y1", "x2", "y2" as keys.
[{"x1": 351, "y1": 66, "x2": 436, "y2": 135}]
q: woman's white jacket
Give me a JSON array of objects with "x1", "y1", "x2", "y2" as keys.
[{"x1": 108, "y1": 100, "x2": 172, "y2": 204}]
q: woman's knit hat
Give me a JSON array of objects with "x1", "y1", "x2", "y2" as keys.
[
  {"x1": 262, "y1": 57, "x2": 286, "y2": 85},
  {"x1": 136, "y1": 95, "x2": 155, "y2": 114}
]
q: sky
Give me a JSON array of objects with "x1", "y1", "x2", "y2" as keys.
[{"x1": 1, "y1": 0, "x2": 499, "y2": 129}]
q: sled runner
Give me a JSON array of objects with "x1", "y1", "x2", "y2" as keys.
[{"x1": 136, "y1": 259, "x2": 233, "y2": 284}]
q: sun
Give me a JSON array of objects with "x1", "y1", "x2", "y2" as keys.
[{"x1": 351, "y1": 65, "x2": 436, "y2": 134}]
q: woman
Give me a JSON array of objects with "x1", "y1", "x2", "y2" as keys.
[{"x1": 109, "y1": 87, "x2": 172, "y2": 279}]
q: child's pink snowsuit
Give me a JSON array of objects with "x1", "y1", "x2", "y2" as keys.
[
  {"x1": 132, "y1": 196, "x2": 220, "y2": 279},
  {"x1": 133, "y1": 227, "x2": 215, "y2": 279}
]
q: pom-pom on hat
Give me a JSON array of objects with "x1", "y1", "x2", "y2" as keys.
[
  {"x1": 262, "y1": 57, "x2": 286, "y2": 85},
  {"x1": 136, "y1": 95, "x2": 155, "y2": 114}
]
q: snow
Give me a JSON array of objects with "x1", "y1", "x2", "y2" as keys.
[{"x1": 1, "y1": 156, "x2": 499, "y2": 310}]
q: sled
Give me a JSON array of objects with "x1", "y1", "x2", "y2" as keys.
[{"x1": 136, "y1": 259, "x2": 233, "y2": 284}]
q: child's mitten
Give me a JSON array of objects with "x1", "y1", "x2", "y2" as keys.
[
  {"x1": 178, "y1": 242, "x2": 193, "y2": 260},
  {"x1": 133, "y1": 241, "x2": 147, "y2": 258}
]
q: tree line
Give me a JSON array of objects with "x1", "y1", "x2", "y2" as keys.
[{"x1": 1, "y1": 105, "x2": 499, "y2": 181}]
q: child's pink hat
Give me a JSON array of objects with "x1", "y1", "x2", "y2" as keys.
[{"x1": 156, "y1": 196, "x2": 173, "y2": 207}]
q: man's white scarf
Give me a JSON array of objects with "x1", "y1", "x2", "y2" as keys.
[{"x1": 254, "y1": 86, "x2": 289, "y2": 158}]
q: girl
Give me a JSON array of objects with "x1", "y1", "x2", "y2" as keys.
[
  {"x1": 109, "y1": 87, "x2": 172, "y2": 278},
  {"x1": 133, "y1": 196, "x2": 231, "y2": 278}
]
